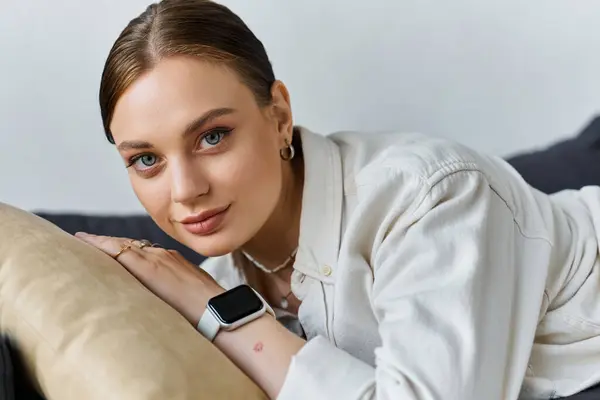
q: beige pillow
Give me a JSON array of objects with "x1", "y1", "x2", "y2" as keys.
[{"x1": 0, "y1": 202, "x2": 266, "y2": 400}]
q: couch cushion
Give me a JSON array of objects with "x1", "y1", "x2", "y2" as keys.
[
  {"x1": 0, "y1": 202, "x2": 266, "y2": 400},
  {"x1": 506, "y1": 116, "x2": 600, "y2": 194}
]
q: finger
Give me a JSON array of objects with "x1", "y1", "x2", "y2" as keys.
[
  {"x1": 75, "y1": 233, "x2": 143, "y2": 262},
  {"x1": 75, "y1": 232, "x2": 126, "y2": 256},
  {"x1": 143, "y1": 246, "x2": 184, "y2": 261},
  {"x1": 113, "y1": 245, "x2": 155, "y2": 282},
  {"x1": 77, "y1": 234, "x2": 158, "y2": 281}
]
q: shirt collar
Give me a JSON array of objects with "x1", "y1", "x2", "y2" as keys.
[{"x1": 294, "y1": 127, "x2": 344, "y2": 283}]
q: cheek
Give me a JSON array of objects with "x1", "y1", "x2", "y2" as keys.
[
  {"x1": 212, "y1": 141, "x2": 282, "y2": 210},
  {"x1": 130, "y1": 178, "x2": 171, "y2": 222}
]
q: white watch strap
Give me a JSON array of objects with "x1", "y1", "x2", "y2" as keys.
[{"x1": 197, "y1": 309, "x2": 220, "y2": 342}]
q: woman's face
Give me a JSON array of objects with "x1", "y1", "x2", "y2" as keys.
[{"x1": 110, "y1": 56, "x2": 292, "y2": 257}]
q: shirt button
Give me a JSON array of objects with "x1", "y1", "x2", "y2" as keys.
[{"x1": 321, "y1": 265, "x2": 333, "y2": 277}]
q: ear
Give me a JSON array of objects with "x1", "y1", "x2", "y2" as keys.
[{"x1": 269, "y1": 80, "x2": 294, "y2": 144}]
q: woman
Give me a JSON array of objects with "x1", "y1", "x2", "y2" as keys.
[{"x1": 76, "y1": 1, "x2": 600, "y2": 399}]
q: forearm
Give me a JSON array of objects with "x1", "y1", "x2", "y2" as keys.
[{"x1": 214, "y1": 314, "x2": 305, "y2": 399}]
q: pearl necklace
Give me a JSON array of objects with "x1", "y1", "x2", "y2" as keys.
[
  {"x1": 241, "y1": 247, "x2": 298, "y2": 274},
  {"x1": 241, "y1": 247, "x2": 298, "y2": 309}
]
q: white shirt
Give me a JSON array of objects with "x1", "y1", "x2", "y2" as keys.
[{"x1": 201, "y1": 128, "x2": 600, "y2": 400}]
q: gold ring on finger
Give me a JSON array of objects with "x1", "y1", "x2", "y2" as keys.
[{"x1": 113, "y1": 240, "x2": 135, "y2": 259}]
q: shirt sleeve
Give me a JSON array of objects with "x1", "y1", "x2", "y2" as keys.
[{"x1": 278, "y1": 168, "x2": 525, "y2": 400}]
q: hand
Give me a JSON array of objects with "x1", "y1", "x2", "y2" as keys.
[{"x1": 75, "y1": 232, "x2": 225, "y2": 325}]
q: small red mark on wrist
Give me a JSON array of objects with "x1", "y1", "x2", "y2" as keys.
[{"x1": 253, "y1": 342, "x2": 264, "y2": 353}]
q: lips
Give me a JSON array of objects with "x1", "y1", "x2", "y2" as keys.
[{"x1": 179, "y1": 205, "x2": 230, "y2": 236}]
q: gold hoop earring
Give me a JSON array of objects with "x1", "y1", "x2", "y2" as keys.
[{"x1": 279, "y1": 138, "x2": 295, "y2": 161}]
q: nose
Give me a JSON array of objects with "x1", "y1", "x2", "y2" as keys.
[{"x1": 170, "y1": 157, "x2": 209, "y2": 204}]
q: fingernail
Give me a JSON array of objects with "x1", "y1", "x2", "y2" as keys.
[{"x1": 75, "y1": 232, "x2": 89, "y2": 237}]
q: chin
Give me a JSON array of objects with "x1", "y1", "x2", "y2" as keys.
[{"x1": 178, "y1": 229, "x2": 244, "y2": 258}]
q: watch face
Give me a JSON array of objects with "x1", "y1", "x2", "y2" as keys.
[{"x1": 208, "y1": 285, "x2": 263, "y2": 325}]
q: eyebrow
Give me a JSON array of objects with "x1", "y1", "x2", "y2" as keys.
[{"x1": 116, "y1": 107, "x2": 236, "y2": 152}]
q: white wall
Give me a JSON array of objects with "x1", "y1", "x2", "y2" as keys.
[{"x1": 1, "y1": 0, "x2": 599, "y2": 213}]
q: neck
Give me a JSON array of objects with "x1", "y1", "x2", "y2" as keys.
[{"x1": 241, "y1": 156, "x2": 304, "y2": 269}]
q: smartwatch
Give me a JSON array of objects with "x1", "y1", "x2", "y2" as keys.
[{"x1": 196, "y1": 284, "x2": 275, "y2": 341}]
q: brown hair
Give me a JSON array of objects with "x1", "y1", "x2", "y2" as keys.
[{"x1": 99, "y1": 0, "x2": 276, "y2": 144}]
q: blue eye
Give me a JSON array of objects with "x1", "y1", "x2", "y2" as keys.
[
  {"x1": 135, "y1": 154, "x2": 157, "y2": 168},
  {"x1": 125, "y1": 153, "x2": 162, "y2": 178},
  {"x1": 200, "y1": 129, "x2": 231, "y2": 149},
  {"x1": 127, "y1": 154, "x2": 157, "y2": 172}
]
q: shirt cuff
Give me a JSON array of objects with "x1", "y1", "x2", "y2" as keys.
[{"x1": 278, "y1": 336, "x2": 374, "y2": 400}]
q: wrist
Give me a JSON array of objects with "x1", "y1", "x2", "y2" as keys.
[
  {"x1": 188, "y1": 281, "x2": 226, "y2": 326},
  {"x1": 213, "y1": 311, "x2": 275, "y2": 342}
]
